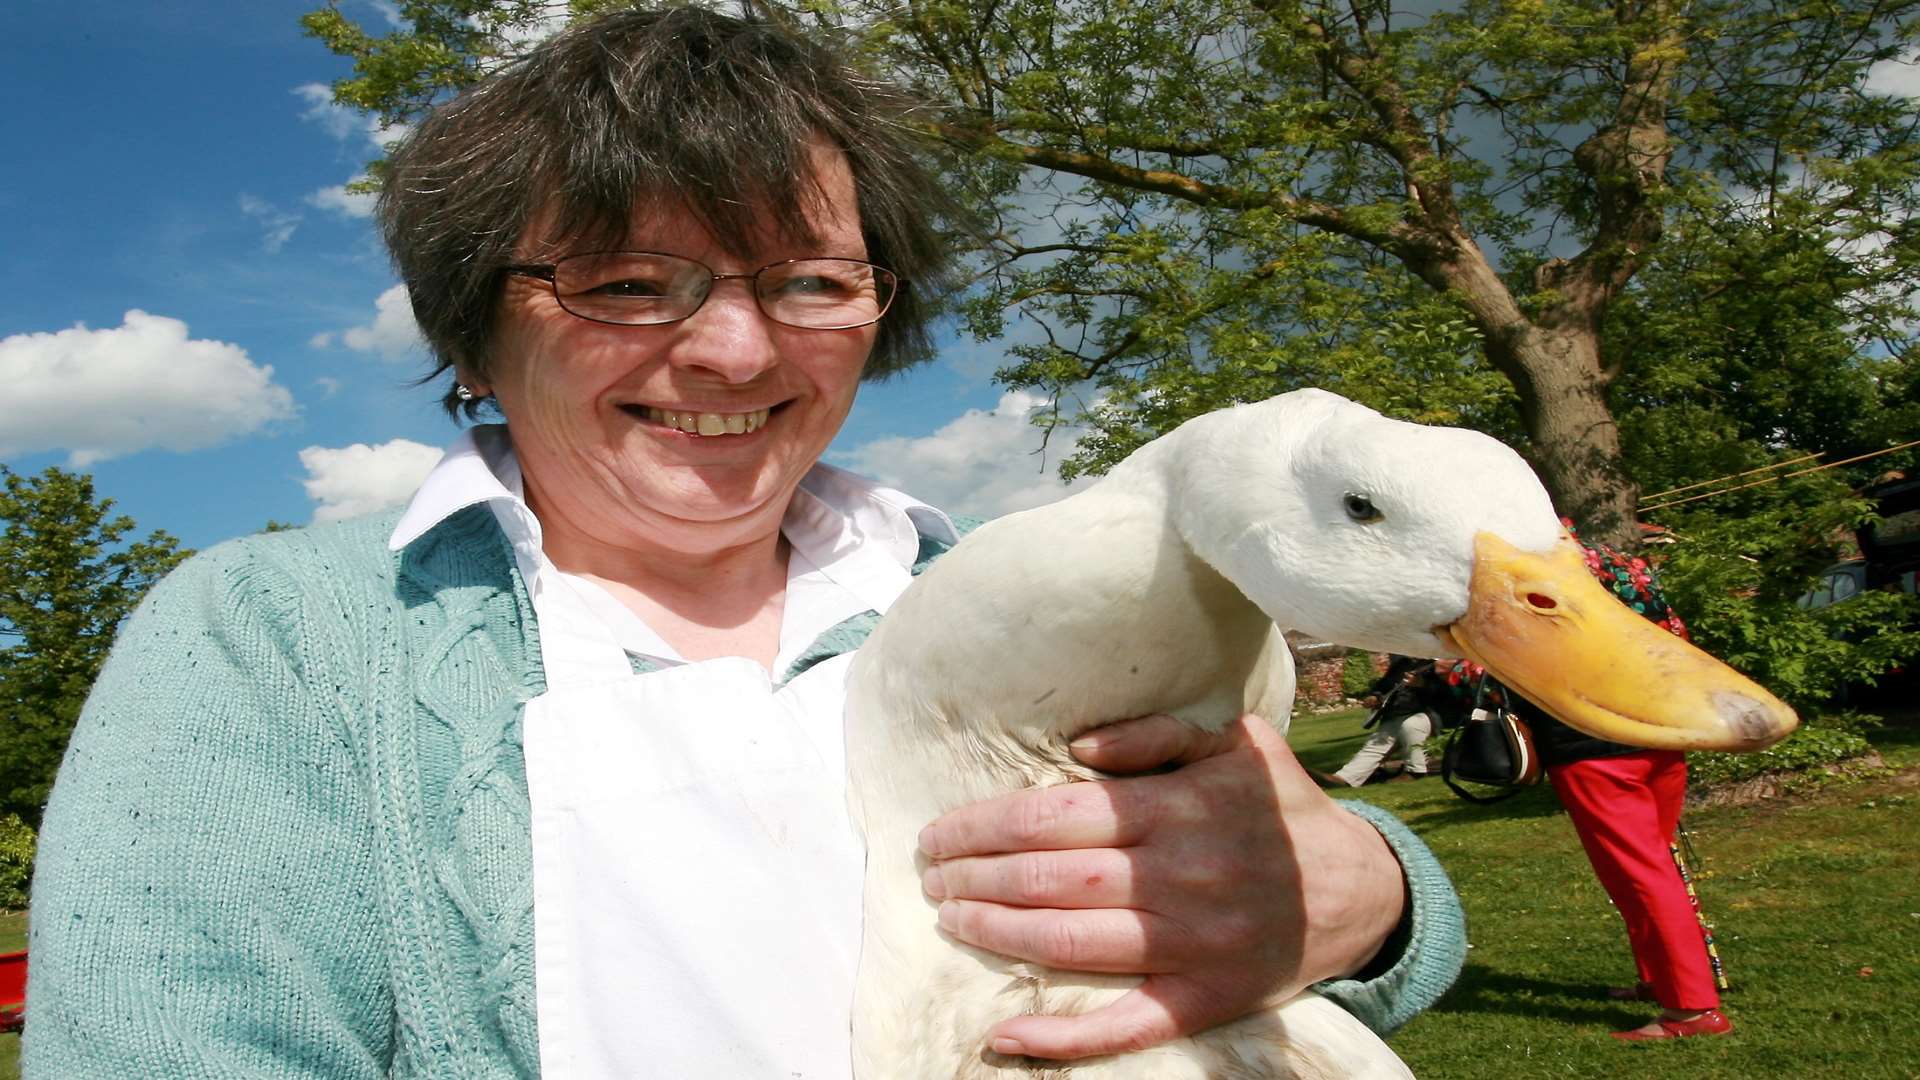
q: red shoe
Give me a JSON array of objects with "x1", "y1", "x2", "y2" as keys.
[{"x1": 1611, "y1": 1009, "x2": 1733, "y2": 1041}]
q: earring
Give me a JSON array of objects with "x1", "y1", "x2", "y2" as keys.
[{"x1": 456, "y1": 383, "x2": 477, "y2": 402}]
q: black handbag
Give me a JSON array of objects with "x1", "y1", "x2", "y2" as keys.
[{"x1": 1441, "y1": 676, "x2": 1542, "y2": 803}]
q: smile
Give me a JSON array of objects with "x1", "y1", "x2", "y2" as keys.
[{"x1": 636, "y1": 405, "x2": 773, "y2": 436}]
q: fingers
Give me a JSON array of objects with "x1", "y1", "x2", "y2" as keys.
[
  {"x1": 1065, "y1": 712, "x2": 1252, "y2": 773},
  {"x1": 924, "y1": 716, "x2": 1309, "y2": 861},
  {"x1": 984, "y1": 976, "x2": 1248, "y2": 1061},
  {"x1": 935, "y1": 898, "x2": 1192, "y2": 974},
  {"x1": 924, "y1": 848, "x2": 1139, "y2": 909},
  {"x1": 916, "y1": 711, "x2": 1405, "y2": 1062},
  {"x1": 919, "y1": 776, "x2": 1158, "y2": 859}
]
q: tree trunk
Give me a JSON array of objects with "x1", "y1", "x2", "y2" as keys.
[
  {"x1": 1495, "y1": 325, "x2": 1640, "y2": 550},
  {"x1": 1418, "y1": 237, "x2": 1642, "y2": 550}
]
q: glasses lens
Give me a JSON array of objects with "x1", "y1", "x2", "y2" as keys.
[
  {"x1": 550, "y1": 253, "x2": 707, "y2": 325},
  {"x1": 757, "y1": 259, "x2": 897, "y2": 329}
]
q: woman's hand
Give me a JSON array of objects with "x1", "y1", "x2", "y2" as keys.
[{"x1": 916, "y1": 713, "x2": 1406, "y2": 1060}]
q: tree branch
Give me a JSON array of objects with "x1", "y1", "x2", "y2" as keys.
[
  {"x1": 1260, "y1": 1, "x2": 1463, "y2": 230},
  {"x1": 929, "y1": 120, "x2": 1447, "y2": 258},
  {"x1": 1544, "y1": 0, "x2": 1684, "y2": 321}
]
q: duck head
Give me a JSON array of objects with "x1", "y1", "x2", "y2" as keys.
[{"x1": 1165, "y1": 389, "x2": 1796, "y2": 753}]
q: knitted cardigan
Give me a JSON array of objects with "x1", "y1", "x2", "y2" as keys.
[{"x1": 25, "y1": 505, "x2": 1465, "y2": 1078}]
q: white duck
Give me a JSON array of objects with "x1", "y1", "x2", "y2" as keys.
[{"x1": 844, "y1": 388, "x2": 1795, "y2": 1079}]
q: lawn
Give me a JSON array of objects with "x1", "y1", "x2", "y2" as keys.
[
  {"x1": 1293, "y1": 706, "x2": 1920, "y2": 1079},
  {"x1": 0, "y1": 715, "x2": 1913, "y2": 1079}
]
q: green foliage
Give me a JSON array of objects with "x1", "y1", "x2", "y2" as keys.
[
  {"x1": 1657, "y1": 501, "x2": 1920, "y2": 710},
  {"x1": 1609, "y1": 197, "x2": 1920, "y2": 710},
  {"x1": 0, "y1": 466, "x2": 189, "y2": 825},
  {"x1": 300, "y1": 1, "x2": 560, "y2": 125},
  {"x1": 1688, "y1": 725, "x2": 1877, "y2": 787},
  {"x1": 1612, "y1": 197, "x2": 1920, "y2": 500},
  {"x1": 302, "y1": 0, "x2": 1920, "y2": 552},
  {"x1": 0, "y1": 815, "x2": 32, "y2": 911},
  {"x1": 1340, "y1": 651, "x2": 1378, "y2": 699}
]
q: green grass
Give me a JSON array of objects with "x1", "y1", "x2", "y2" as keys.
[
  {"x1": 1294, "y1": 706, "x2": 1920, "y2": 1079},
  {"x1": 0, "y1": 717, "x2": 1912, "y2": 1079}
]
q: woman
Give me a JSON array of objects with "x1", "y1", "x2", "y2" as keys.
[{"x1": 26, "y1": 9, "x2": 1463, "y2": 1076}]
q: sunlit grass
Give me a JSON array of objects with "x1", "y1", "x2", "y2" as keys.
[{"x1": 1294, "y1": 706, "x2": 1920, "y2": 1078}]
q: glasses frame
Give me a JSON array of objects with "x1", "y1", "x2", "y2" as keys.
[{"x1": 501, "y1": 251, "x2": 900, "y2": 331}]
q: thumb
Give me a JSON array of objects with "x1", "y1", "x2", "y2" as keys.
[
  {"x1": 983, "y1": 976, "x2": 1232, "y2": 1060},
  {"x1": 1067, "y1": 713, "x2": 1253, "y2": 774}
]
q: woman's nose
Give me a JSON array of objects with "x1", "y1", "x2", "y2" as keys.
[{"x1": 666, "y1": 280, "x2": 780, "y2": 382}]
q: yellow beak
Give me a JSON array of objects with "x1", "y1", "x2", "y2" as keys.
[{"x1": 1439, "y1": 533, "x2": 1798, "y2": 753}]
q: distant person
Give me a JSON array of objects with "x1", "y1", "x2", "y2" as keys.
[{"x1": 1320, "y1": 655, "x2": 1445, "y2": 786}]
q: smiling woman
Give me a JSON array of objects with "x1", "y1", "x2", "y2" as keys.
[{"x1": 24, "y1": 8, "x2": 1463, "y2": 1079}]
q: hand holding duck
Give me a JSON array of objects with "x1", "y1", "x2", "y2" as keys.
[{"x1": 921, "y1": 712, "x2": 1407, "y2": 1061}]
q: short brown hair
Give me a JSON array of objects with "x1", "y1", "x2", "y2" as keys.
[{"x1": 378, "y1": 5, "x2": 957, "y2": 416}]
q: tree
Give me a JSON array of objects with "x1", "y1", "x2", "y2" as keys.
[
  {"x1": 303, "y1": 0, "x2": 1920, "y2": 548},
  {"x1": 1609, "y1": 173, "x2": 1920, "y2": 498},
  {"x1": 0, "y1": 467, "x2": 189, "y2": 825}
]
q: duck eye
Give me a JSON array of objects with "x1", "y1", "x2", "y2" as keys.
[{"x1": 1343, "y1": 493, "x2": 1382, "y2": 524}]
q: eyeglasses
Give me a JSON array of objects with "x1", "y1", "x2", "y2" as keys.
[{"x1": 502, "y1": 251, "x2": 900, "y2": 330}]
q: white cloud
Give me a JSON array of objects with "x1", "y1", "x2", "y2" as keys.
[
  {"x1": 835, "y1": 390, "x2": 1095, "y2": 518},
  {"x1": 292, "y1": 82, "x2": 407, "y2": 151},
  {"x1": 0, "y1": 311, "x2": 297, "y2": 467},
  {"x1": 299, "y1": 438, "x2": 444, "y2": 523},
  {"x1": 1866, "y1": 48, "x2": 1920, "y2": 99},
  {"x1": 330, "y1": 284, "x2": 426, "y2": 360},
  {"x1": 239, "y1": 193, "x2": 300, "y2": 253},
  {"x1": 313, "y1": 376, "x2": 343, "y2": 398},
  {"x1": 293, "y1": 82, "x2": 359, "y2": 141},
  {"x1": 492, "y1": 7, "x2": 570, "y2": 52},
  {"x1": 307, "y1": 182, "x2": 376, "y2": 219}
]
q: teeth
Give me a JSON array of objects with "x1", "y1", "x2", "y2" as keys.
[{"x1": 642, "y1": 406, "x2": 771, "y2": 436}]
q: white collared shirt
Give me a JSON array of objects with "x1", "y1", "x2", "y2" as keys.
[
  {"x1": 388, "y1": 424, "x2": 956, "y2": 676},
  {"x1": 389, "y1": 425, "x2": 958, "y2": 1078}
]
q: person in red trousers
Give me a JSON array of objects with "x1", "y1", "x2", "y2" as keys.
[{"x1": 1445, "y1": 537, "x2": 1732, "y2": 1041}]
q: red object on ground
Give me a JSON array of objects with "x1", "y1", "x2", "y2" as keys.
[
  {"x1": 0, "y1": 950, "x2": 25, "y2": 1033},
  {"x1": 1610, "y1": 1007, "x2": 1734, "y2": 1041}
]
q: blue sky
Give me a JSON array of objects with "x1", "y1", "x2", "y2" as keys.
[{"x1": 2, "y1": 1, "x2": 1084, "y2": 553}]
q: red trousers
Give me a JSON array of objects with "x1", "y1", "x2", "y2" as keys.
[{"x1": 1547, "y1": 750, "x2": 1720, "y2": 1011}]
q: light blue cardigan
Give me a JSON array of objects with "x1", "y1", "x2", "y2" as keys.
[{"x1": 25, "y1": 505, "x2": 1464, "y2": 1077}]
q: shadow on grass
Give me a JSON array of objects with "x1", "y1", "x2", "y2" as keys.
[
  {"x1": 1431, "y1": 967, "x2": 1644, "y2": 1028},
  {"x1": 1400, "y1": 780, "x2": 1566, "y2": 826}
]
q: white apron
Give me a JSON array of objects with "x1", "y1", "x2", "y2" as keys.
[{"x1": 521, "y1": 572, "x2": 869, "y2": 1079}]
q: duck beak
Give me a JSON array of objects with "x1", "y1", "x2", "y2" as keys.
[{"x1": 1438, "y1": 533, "x2": 1798, "y2": 752}]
